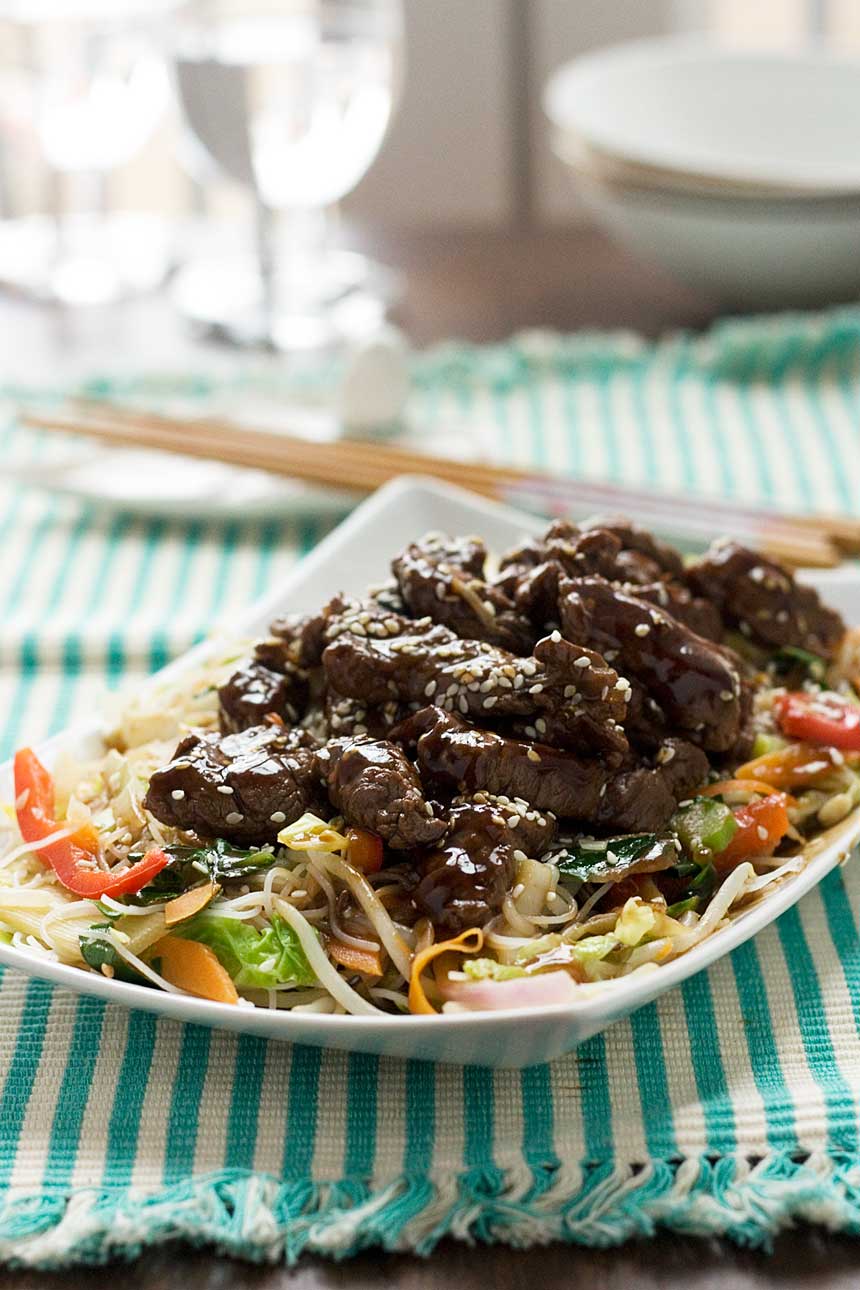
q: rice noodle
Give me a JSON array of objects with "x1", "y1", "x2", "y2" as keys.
[
  {"x1": 311, "y1": 853, "x2": 413, "y2": 978},
  {"x1": 271, "y1": 895, "x2": 384, "y2": 1016}
]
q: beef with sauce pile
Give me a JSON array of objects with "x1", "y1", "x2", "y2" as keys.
[{"x1": 143, "y1": 519, "x2": 848, "y2": 932}]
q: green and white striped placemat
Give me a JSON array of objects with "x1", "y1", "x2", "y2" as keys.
[{"x1": 2, "y1": 307, "x2": 860, "y2": 1267}]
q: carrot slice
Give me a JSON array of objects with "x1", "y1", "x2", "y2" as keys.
[
  {"x1": 735, "y1": 743, "x2": 854, "y2": 788},
  {"x1": 164, "y1": 880, "x2": 218, "y2": 927},
  {"x1": 408, "y1": 927, "x2": 484, "y2": 1016},
  {"x1": 151, "y1": 935, "x2": 239, "y2": 1004},
  {"x1": 701, "y1": 779, "x2": 797, "y2": 807},
  {"x1": 329, "y1": 940, "x2": 384, "y2": 977},
  {"x1": 346, "y1": 828, "x2": 384, "y2": 874}
]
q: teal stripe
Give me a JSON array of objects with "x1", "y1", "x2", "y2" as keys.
[
  {"x1": 520, "y1": 1064, "x2": 558, "y2": 1180},
  {"x1": 403, "y1": 1060, "x2": 435, "y2": 1175},
  {"x1": 575, "y1": 1033, "x2": 613, "y2": 1164},
  {"x1": 42, "y1": 996, "x2": 106, "y2": 1189},
  {"x1": 0, "y1": 495, "x2": 61, "y2": 618},
  {"x1": 148, "y1": 519, "x2": 204, "y2": 670},
  {"x1": 281, "y1": 1046, "x2": 322, "y2": 1182},
  {"x1": 680, "y1": 973, "x2": 736, "y2": 1155},
  {"x1": 342, "y1": 1052, "x2": 379, "y2": 1181},
  {"x1": 0, "y1": 636, "x2": 40, "y2": 760},
  {"x1": 730, "y1": 941, "x2": 798, "y2": 1152},
  {"x1": 766, "y1": 334, "x2": 818, "y2": 511},
  {"x1": 734, "y1": 346, "x2": 775, "y2": 502},
  {"x1": 820, "y1": 868, "x2": 860, "y2": 1043},
  {"x1": 252, "y1": 519, "x2": 280, "y2": 598},
  {"x1": 595, "y1": 366, "x2": 621, "y2": 482},
  {"x1": 630, "y1": 1004, "x2": 678, "y2": 1160},
  {"x1": 105, "y1": 519, "x2": 166, "y2": 686},
  {"x1": 224, "y1": 1036, "x2": 268, "y2": 1173},
  {"x1": 629, "y1": 362, "x2": 659, "y2": 489},
  {"x1": 665, "y1": 335, "x2": 697, "y2": 491},
  {"x1": 800, "y1": 343, "x2": 853, "y2": 511},
  {"x1": 0, "y1": 979, "x2": 54, "y2": 1187},
  {"x1": 462, "y1": 1067, "x2": 495, "y2": 1173},
  {"x1": 701, "y1": 373, "x2": 735, "y2": 497},
  {"x1": 102, "y1": 1013, "x2": 157, "y2": 1189},
  {"x1": 203, "y1": 520, "x2": 239, "y2": 625},
  {"x1": 561, "y1": 367, "x2": 583, "y2": 478},
  {"x1": 777, "y1": 906, "x2": 857, "y2": 1153},
  {"x1": 163, "y1": 1025, "x2": 212, "y2": 1186}
]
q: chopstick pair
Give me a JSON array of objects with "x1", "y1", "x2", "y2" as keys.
[{"x1": 20, "y1": 400, "x2": 857, "y2": 570}]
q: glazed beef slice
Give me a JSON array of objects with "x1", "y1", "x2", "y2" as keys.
[
  {"x1": 322, "y1": 735, "x2": 446, "y2": 849},
  {"x1": 144, "y1": 725, "x2": 321, "y2": 846}
]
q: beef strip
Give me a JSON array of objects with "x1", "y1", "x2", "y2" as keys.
[
  {"x1": 392, "y1": 532, "x2": 534, "y2": 653},
  {"x1": 578, "y1": 516, "x2": 685, "y2": 579},
  {"x1": 560, "y1": 576, "x2": 744, "y2": 752},
  {"x1": 323, "y1": 617, "x2": 629, "y2": 762},
  {"x1": 622, "y1": 580, "x2": 724, "y2": 642},
  {"x1": 219, "y1": 658, "x2": 309, "y2": 734},
  {"x1": 144, "y1": 725, "x2": 322, "y2": 846},
  {"x1": 412, "y1": 796, "x2": 556, "y2": 931},
  {"x1": 266, "y1": 610, "x2": 329, "y2": 668},
  {"x1": 595, "y1": 738, "x2": 709, "y2": 834},
  {"x1": 324, "y1": 691, "x2": 408, "y2": 740},
  {"x1": 687, "y1": 539, "x2": 845, "y2": 659},
  {"x1": 399, "y1": 707, "x2": 706, "y2": 833},
  {"x1": 322, "y1": 735, "x2": 446, "y2": 849}
]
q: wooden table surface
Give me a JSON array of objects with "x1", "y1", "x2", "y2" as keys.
[{"x1": 1, "y1": 224, "x2": 854, "y2": 1288}]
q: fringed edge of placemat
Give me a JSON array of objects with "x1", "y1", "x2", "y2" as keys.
[{"x1": 2, "y1": 1152, "x2": 860, "y2": 1267}]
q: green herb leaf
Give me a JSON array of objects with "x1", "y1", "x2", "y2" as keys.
[
  {"x1": 771, "y1": 645, "x2": 827, "y2": 684},
  {"x1": 79, "y1": 933, "x2": 145, "y2": 984},
  {"x1": 174, "y1": 913, "x2": 316, "y2": 989},
  {"x1": 671, "y1": 797, "x2": 737, "y2": 863},
  {"x1": 124, "y1": 839, "x2": 279, "y2": 905},
  {"x1": 666, "y1": 896, "x2": 700, "y2": 918},
  {"x1": 552, "y1": 834, "x2": 675, "y2": 883}
]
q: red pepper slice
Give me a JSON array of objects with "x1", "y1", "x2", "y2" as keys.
[
  {"x1": 14, "y1": 747, "x2": 168, "y2": 898},
  {"x1": 774, "y1": 691, "x2": 860, "y2": 752},
  {"x1": 713, "y1": 793, "x2": 791, "y2": 873}
]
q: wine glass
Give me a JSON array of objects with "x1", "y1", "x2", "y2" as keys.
[
  {"x1": 0, "y1": 0, "x2": 176, "y2": 305},
  {"x1": 168, "y1": 0, "x2": 405, "y2": 350}
]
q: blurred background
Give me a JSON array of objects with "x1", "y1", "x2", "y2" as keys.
[{"x1": 0, "y1": 0, "x2": 857, "y2": 353}]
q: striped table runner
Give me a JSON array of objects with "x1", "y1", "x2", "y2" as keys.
[{"x1": 2, "y1": 308, "x2": 860, "y2": 1267}]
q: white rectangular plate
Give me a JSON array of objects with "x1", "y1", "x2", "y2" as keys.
[{"x1": 1, "y1": 476, "x2": 859, "y2": 1068}]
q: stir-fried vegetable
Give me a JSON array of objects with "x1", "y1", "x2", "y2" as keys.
[
  {"x1": 124, "y1": 838, "x2": 279, "y2": 905},
  {"x1": 712, "y1": 793, "x2": 791, "y2": 872},
  {"x1": 736, "y1": 742, "x2": 852, "y2": 788},
  {"x1": 173, "y1": 912, "x2": 316, "y2": 989},
  {"x1": 408, "y1": 927, "x2": 483, "y2": 1015},
  {"x1": 771, "y1": 646, "x2": 828, "y2": 685},
  {"x1": 774, "y1": 691, "x2": 860, "y2": 751},
  {"x1": 553, "y1": 834, "x2": 675, "y2": 883},
  {"x1": 150, "y1": 935, "x2": 239, "y2": 1004},
  {"x1": 14, "y1": 748, "x2": 168, "y2": 898},
  {"x1": 345, "y1": 827, "x2": 384, "y2": 874},
  {"x1": 328, "y1": 940, "x2": 384, "y2": 977},
  {"x1": 671, "y1": 797, "x2": 737, "y2": 863},
  {"x1": 80, "y1": 931, "x2": 144, "y2": 983}
]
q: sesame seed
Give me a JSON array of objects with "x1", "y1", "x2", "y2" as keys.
[
  {"x1": 574, "y1": 656, "x2": 591, "y2": 669},
  {"x1": 424, "y1": 680, "x2": 436, "y2": 697},
  {"x1": 291, "y1": 889, "x2": 308, "y2": 900},
  {"x1": 527, "y1": 748, "x2": 541, "y2": 763},
  {"x1": 225, "y1": 811, "x2": 244, "y2": 825},
  {"x1": 524, "y1": 725, "x2": 536, "y2": 738},
  {"x1": 564, "y1": 685, "x2": 577, "y2": 698},
  {"x1": 513, "y1": 849, "x2": 528, "y2": 863},
  {"x1": 216, "y1": 784, "x2": 234, "y2": 795},
  {"x1": 634, "y1": 623, "x2": 650, "y2": 637},
  {"x1": 550, "y1": 629, "x2": 562, "y2": 643},
  {"x1": 492, "y1": 814, "x2": 506, "y2": 827},
  {"x1": 171, "y1": 789, "x2": 185, "y2": 801},
  {"x1": 514, "y1": 674, "x2": 524, "y2": 689},
  {"x1": 435, "y1": 582, "x2": 447, "y2": 601},
  {"x1": 720, "y1": 690, "x2": 734, "y2": 702},
  {"x1": 535, "y1": 718, "x2": 547, "y2": 733},
  {"x1": 756, "y1": 825, "x2": 768, "y2": 841},
  {"x1": 270, "y1": 811, "x2": 286, "y2": 823},
  {"x1": 507, "y1": 815, "x2": 520, "y2": 828},
  {"x1": 458, "y1": 695, "x2": 469, "y2": 714},
  {"x1": 530, "y1": 683, "x2": 543, "y2": 694},
  {"x1": 483, "y1": 695, "x2": 498, "y2": 709},
  {"x1": 512, "y1": 883, "x2": 525, "y2": 899}
]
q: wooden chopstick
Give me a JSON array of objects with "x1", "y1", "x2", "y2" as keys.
[{"x1": 21, "y1": 402, "x2": 845, "y2": 569}]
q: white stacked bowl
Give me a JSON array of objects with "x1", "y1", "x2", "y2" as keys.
[{"x1": 544, "y1": 36, "x2": 860, "y2": 308}]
